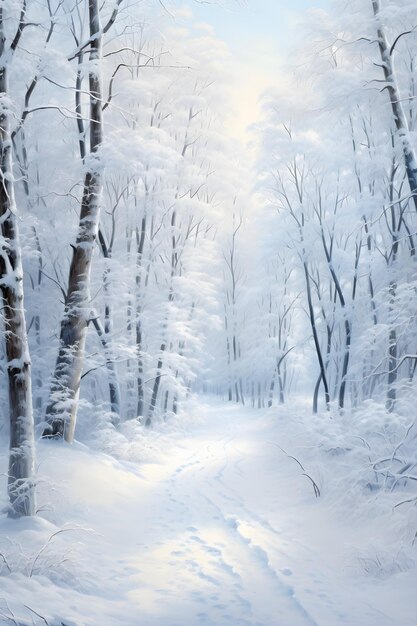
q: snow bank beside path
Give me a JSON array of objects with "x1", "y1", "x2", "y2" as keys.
[{"x1": 0, "y1": 398, "x2": 415, "y2": 626}]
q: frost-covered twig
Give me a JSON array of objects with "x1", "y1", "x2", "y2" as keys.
[
  {"x1": 269, "y1": 442, "x2": 321, "y2": 497},
  {"x1": 0, "y1": 551, "x2": 11, "y2": 574},
  {"x1": 393, "y1": 495, "x2": 417, "y2": 510},
  {"x1": 29, "y1": 528, "x2": 82, "y2": 578},
  {"x1": 24, "y1": 605, "x2": 50, "y2": 626},
  {"x1": 0, "y1": 599, "x2": 18, "y2": 626}
]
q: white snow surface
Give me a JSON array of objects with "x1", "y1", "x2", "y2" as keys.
[{"x1": 0, "y1": 399, "x2": 415, "y2": 626}]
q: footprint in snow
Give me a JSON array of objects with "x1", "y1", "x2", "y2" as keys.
[
  {"x1": 204, "y1": 545, "x2": 222, "y2": 556},
  {"x1": 281, "y1": 568, "x2": 293, "y2": 576}
]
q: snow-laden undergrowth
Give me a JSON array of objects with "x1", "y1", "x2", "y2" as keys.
[{"x1": 0, "y1": 397, "x2": 415, "y2": 626}]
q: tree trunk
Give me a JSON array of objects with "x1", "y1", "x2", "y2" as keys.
[
  {"x1": 313, "y1": 372, "x2": 322, "y2": 415},
  {"x1": 135, "y1": 214, "x2": 146, "y2": 417},
  {"x1": 90, "y1": 313, "x2": 121, "y2": 420},
  {"x1": 277, "y1": 363, "x2": 285, "y2": 405},
  {"x1": 32, "y1": 228, "x2": 43, "y2": 419},
  {"x1": 387, "y1": 321, "x2": 397, "y2": 412},
  {"x1": 125, "y1": 226, "x2": 136, "y2": 419},
  {"x1": 303, "y1": 262, "x2": 330, "y2": 409},
  {"x1": 146, "y1": 344, "x2": 166, "y2": 426},
  {"x1": 268, "y1": 368, "x2": 276, "y2": 408},
  {"x1": 0, "y1": 34, "x2": 36, "y2": 516},
  {"x1": 386, "y1": 234, "x2": 399, "y2": 412},
  {"x1": 43, "y1": 0, "x2": 104, "y2": 442},
  {"x1": 372, "y1": 0, "x2": 417, "y2": 211}
]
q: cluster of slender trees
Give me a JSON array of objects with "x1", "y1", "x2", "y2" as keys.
[
  {"x1": 202, "y1": 0, "x2": 417, "y2": 418},
  {"x1": 249, "y1": 0, "x2": 417, "y2": 413},
  {"x1": 0, "y1": 0, "x2": 247, "y2": 517}
]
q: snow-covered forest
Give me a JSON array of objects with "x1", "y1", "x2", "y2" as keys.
[{"x1": 0, "y1": 0, "x2": 416, "y2": 624}]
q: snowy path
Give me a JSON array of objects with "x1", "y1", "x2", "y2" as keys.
[
  {"x1": 0, "y1": 401, "x2": 414, "y2": 625},
  {"x1": 126, "y1": 414, "x2": 318, "y2": 626}
]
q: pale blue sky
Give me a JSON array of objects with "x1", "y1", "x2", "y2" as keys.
[
  {"x1": 178, "y1": 0, "x2": 330, "y2": 138},
  {"x1": 188, "y1": 0, "x2": 329, "y2": 58}
]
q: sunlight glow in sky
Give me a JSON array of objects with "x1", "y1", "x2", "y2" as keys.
[{"x1": 178, "y1": 0, "x2": 330, "y2": 140}]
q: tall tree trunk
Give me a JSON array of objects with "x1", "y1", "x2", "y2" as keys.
[
  {"x1": 96, "y1": 229, "x2": 122, "y2": 419},
  {"x1": 312, "y1": 372, "x2": 322, "y2": 415},
  {"x1": 387, "y1": 234, "x2": 399, "y2": 412},
  {"x1": 268, "y1": 368, "x2": 276, "y2": 408},
  {"x1": 32, "y1": 228, "x2": 43, "y2": 419},
  {"x1": 12, "y1": 134, "x2": 44, "y2": 420},
  {"x1": 135, "y1": 212, "x2": 146, "y2": 418},
  {"x1": 0, "y1": 23, "x2": 36, "y2": 516},
  {"x1": 277, "y1": 363, "x2": 285, "y2": 405},
  {"x1": 303, "y1": 262, "x2": 330, "y2": 409},
  {"x1": 387, "y1": 318, "x2": 397, "y2": 412},
  {"x1": 319, "y1": 226, "x2": 352, "y2": 409},
  {"x1": 125, "y1": 226, "x2": 136, "y2": 419},
  {"x1": 90, "y1": 312, "x2": 121, "y2": 421},
  {"x1": 147, "y1": 207, "x2": 177, "y2": 425},
  {"x1": 103, "y1": 267, "x2": 121, "y2": 418},
  {"x1": 146, "y1": 343, "x2": 166, "y2": 426},
  {"x1": 43, "y1": 0, "x2": 104, "y2": 441},
  {"x1": 372, "y1": 0, "x2": 417, "y2": 210}
]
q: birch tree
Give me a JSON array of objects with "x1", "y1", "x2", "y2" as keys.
[
  {"x1": 371, "y1": 0, "x2": 417, "y2": 211},
  {"x1": 0, "y1": 1, "x2": 36, "y2": 516},
  {"x1": 43, "y1": 0, "x2": 122, "y2": 441}
]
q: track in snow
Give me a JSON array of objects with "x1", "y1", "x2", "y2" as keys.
[
  {"x1": 109, "y1": 401, "x2": 394, "y2": 626},
  {"x1": 0, "y1": 400, "x2": 405, "y2": 626}
]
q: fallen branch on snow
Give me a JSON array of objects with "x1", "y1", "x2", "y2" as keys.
[{"x1": 269, "y1": 442, "x2": 321, "y2": 498}]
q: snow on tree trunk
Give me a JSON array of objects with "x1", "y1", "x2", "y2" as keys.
[
  {"x1": 372, "y1": 0, "x2": 417, "y2": 211},
  {"x1": 43, "y1": 0, "x2": 104, "y2": 442},
  {"x1": 147, "y1": 344, "x2": 166, "y2": 426},
  {"x1": 0, "y1": 17, "x2": 36, "y2": 516},
  {"x1": 135, "y1": 213, "x2": 147, "y2": 418},
  {"x1": 90, "y1": 312, "x2": 121, "y2": 422}
]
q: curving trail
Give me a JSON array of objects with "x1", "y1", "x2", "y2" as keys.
[
  {"x1": 0, "y1": 400, "x2": 411, "y2": 626},
  {"x1": 108, "y1": 401, "x2": 397, "y2": 626}
]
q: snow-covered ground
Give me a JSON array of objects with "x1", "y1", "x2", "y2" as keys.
[{"x1": 0, "y1": 399, "x2": 415, "y2": 626}]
